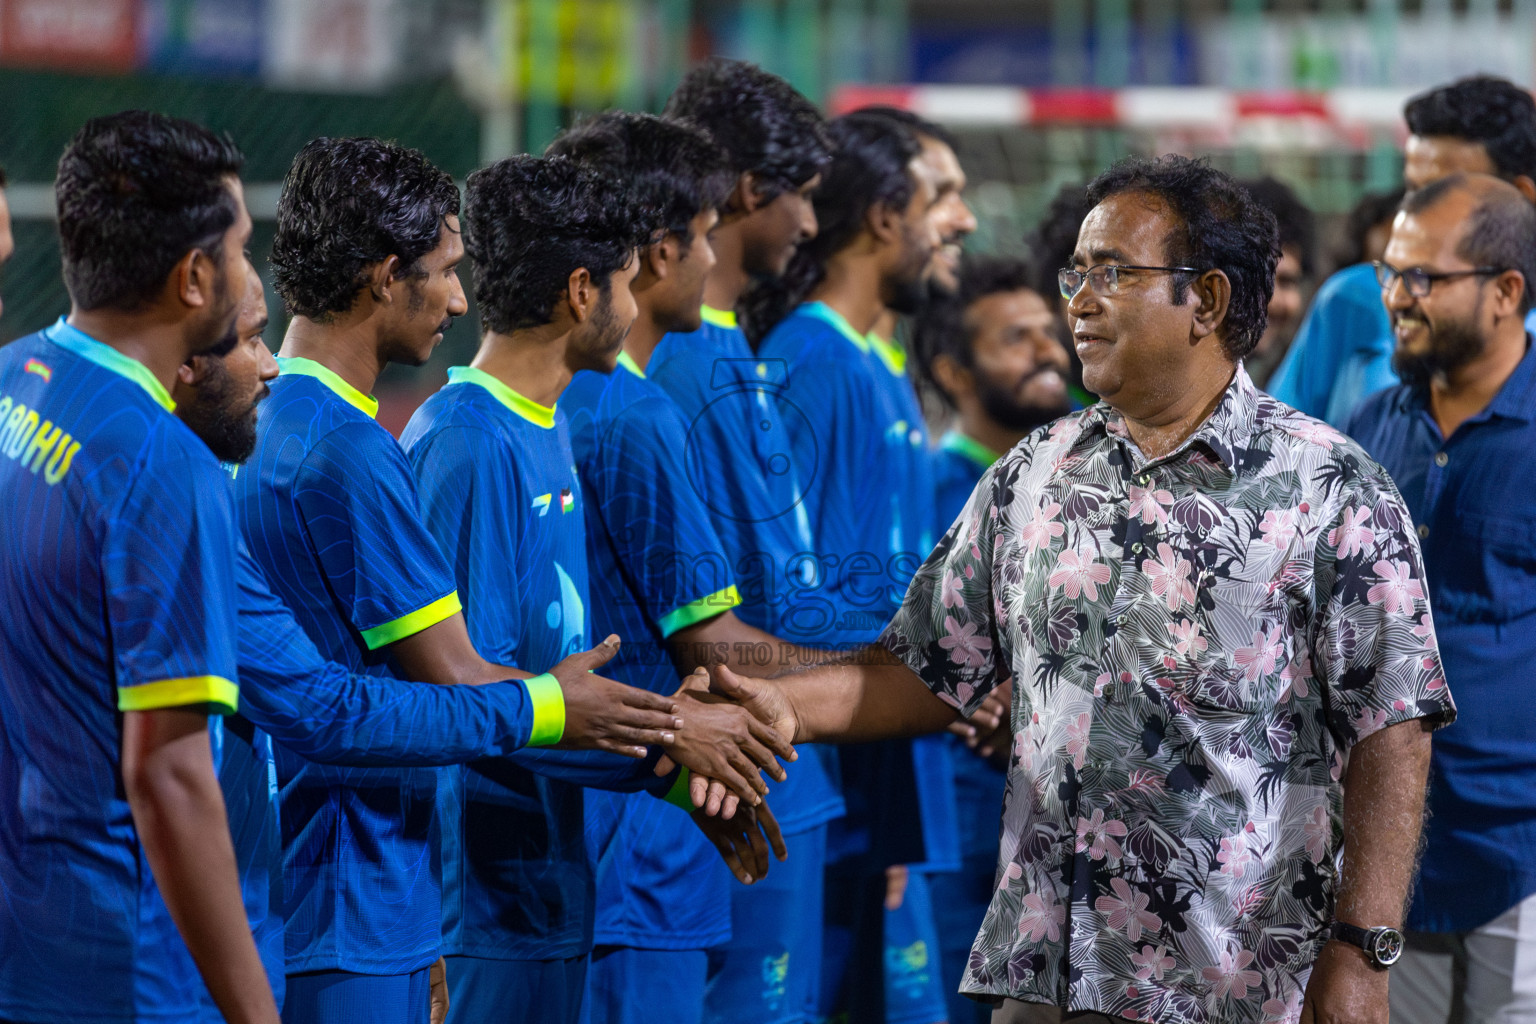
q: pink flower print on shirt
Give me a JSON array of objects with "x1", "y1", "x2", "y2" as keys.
[
  {"x1": 1166, "y1": 619, "x2": 1207, "y2": 658},
  {"x1": 1076, "y1": 809, "x2": 1128, "y2": 861},
  {"x1": 1018, "y1": 889, "x2": 1066, "y2": 943},
  {"x1": 1328, "y1": 506, "x2": 1375, "y2": 559},
  {"x1": 1095, "y1": 878, "x2": 1160, "y2": 942},
  {"x1": 1303, "y1": 804, "x2": 1329, "y2": 864},
  {"x1": 1259, "y1": 509, "x2": 1298, "y2": 550},
  {"x1": 939, "y1": 615, "x2": 992, "y2": 668},
  {"x1": 1048, "y1": 548, "x2": 1112, "y2": 601},
  {"x1": 1367, "y1": 560, "x2": 1426, "y2": 616},
  {"x1": 1217, "y1": 833, "x2": 1253, "y2": 879},
  {"x1": 1234, "y1": 625, "x2": 1285, "y2": 682},
  {"x1": 1067, "y1": 712, "x2": 1092, "y2": 769},
  {"x1": 1127, "y1": 483, "x2": 1174, "y2": 526},
  {"x1": 1131, "y1": 945, "x2": 1175, "y2": 982},
  {"x1": 1020, "y1": 501, "x2": 1066, "y2": 553},
  {"x1": 1202, "y1": 948, "x2": 1261, "y2": 1002},
  {"x1": 1145, "y1": 543, "x2": 1195, "y2": 612},
  {"x1": 941, "y1": 571, "x2": 966, "y2": 609}
]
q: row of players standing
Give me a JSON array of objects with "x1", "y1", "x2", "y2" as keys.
[{"x1": 0, "y1": 57, "x2": 1046, "y2": 1024}]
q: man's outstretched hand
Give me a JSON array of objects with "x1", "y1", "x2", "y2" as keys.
[
  {"x1": 692, "y1": 799, "x2": 787, "y2": 884},
  {"x1": 707, "y1": 664, "x2": 800, "y2": 748},
  {"x1": 662, "y1": 669, "x2": 797, "y2": 816},
  {"x1": 549, "y1": 636, "x2": 682, "y2": 757}
]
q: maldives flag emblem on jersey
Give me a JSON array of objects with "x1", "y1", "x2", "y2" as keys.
[{"x1": 560, "y1": 488, "x2": 574, "y2": 513}]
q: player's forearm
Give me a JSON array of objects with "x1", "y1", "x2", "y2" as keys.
[
  {"x1": 778, "y1": 647, "x2": 958, "y2": 744},
  {"x1": 122, "y1": 710, "x2": 279, "y2": 1024},
  {"x1": 387, "y1": 612, "x2": 529, "y2": 687},
  {"x1": 669, "y1": 612, "x2": 842, "y2": 676},
  {"x1": 1335, "y1": 718, "x2": 1434, "y2": 927}
]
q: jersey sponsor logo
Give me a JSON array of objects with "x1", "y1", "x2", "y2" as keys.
[
  {"x1": 532, "y1": 492, "x2": 553, "y2": 516},
  {"x1": 760, "y1": 950, "x2": 790, "y2": 1011},
  {"x1": 23, "y1": 359, "x2": 52, "y2": 382},
  {"x1": 548, "y1": 562, "x2": 586, "y2": 658},
  {"x1": 885, "y1": 939, "x2": 933, "y2": 1000},
  {"x1": 0, "y1": 394, "x2": 80, "y2": 485}
]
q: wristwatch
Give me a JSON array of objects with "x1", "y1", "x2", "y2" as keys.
[{"x1": 1329, "y1": 921, "x2": 1405, "y2": 969}]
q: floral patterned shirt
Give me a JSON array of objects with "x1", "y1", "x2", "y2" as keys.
[{"x1": 879, "y1": 366, "x2": 1455, "y2": 1024}]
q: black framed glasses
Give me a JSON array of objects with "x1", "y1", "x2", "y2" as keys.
[
  {"x1": 1374, "y1": 261, "x2": 1507, "y2": 298},
  {"x1": 1058, "y1": 263, "x2": 1202, "y2": 299}
]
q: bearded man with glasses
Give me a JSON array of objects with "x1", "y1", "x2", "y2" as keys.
[{"x1": 1347, "y1": 173, "x2": 1536, "y2": 1024}]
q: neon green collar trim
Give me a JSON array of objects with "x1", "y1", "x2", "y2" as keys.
[
  {"x1": 800, "y1": 302, "x2": 870, "y2": 353},
  {"x1": 277, "y1": 357, "x2": 379, "y2": 419},
  {"x1": 868, "y1": 332, "x2": 907, "y2": 376},
  {"x1": 448, "y1": 366, "x2": 556, "y2": 429},
  {"x1": 700, "y1": 305, "x2": 737, "y2": 329},
  {"x1": 616, "y1": 350, "x2": 646, "y2": 379},
  {"x1": 46, "y1": 318, "x2": 176, "y2": 412},
  {"x1": 941, "y1": 430, "x2": 1003, "y2": 469}
]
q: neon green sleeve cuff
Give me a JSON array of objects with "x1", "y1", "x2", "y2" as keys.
[
  {"x1": 118, "y1": 676, "x2": 239, "y2": 715},
  {"x1": 359, "y1": 591, "x2": 463, "y2": 650},
  {"x1": 657, "y1": 585, "x2": 742, "y2": 639},
  {"x1": 524, "y1": 673, "x2": 566, "y2": 747},
  {"x1": 662, "y1": 767, "x2": 695, "y2": 811}
]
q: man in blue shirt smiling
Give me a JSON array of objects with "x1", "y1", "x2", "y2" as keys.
[{"x1": 1345, "y1": 173, "x2": 1536, "y2": 1024}]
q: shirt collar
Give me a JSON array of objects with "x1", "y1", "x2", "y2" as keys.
[
  {"x1": 699, "y1": 305, "x2": 737, "y2": 329},
  {"x1": 941, "y1": 430, "x2": 1003, "y2": 470},
  {"x1": 447, "y1": 365, "x2": 556, "y2": 429},
  {"x1": 616, "y1": 350, "x2": 646, "y2": 379},
  {"x1": 868, "y1": 332, "x2": 907, "y2": 376},
  {"x1": 44, "y1": 317, "x2": 176, "y2": 412},
  {"x1": 277, "y1": 356, "x2": 379, "y2": 419},
  {"x1": 1482, "y1": 333, "x2": 1536, "y2": 424},
  {"x1": 798, "y1": 302, "x2": 871, "y2": 354},
  {"x1": 1085, "y1": 364, "x2": 1259, "y2": 473}
]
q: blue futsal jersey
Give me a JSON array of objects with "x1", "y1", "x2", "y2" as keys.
[
  {"x1": 234, "y1": 357, "x2": 464, "y2": 977},
  {"x1": 405, "y1": 367, "x2": 662, "y2": 962},
  {"x1": 649, "y1": 308, "x2": 844, "y2": 835},
  {"x1": 0, "y1": 320, "x2": 240, "y2": 1024},
  {"x1": 564, "y1": 352, "x2": 739, "y2": 951}
]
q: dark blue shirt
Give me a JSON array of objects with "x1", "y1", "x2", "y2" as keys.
[{"x1": 1346, "y1": 336, "x2": 1536, "y2": 932}]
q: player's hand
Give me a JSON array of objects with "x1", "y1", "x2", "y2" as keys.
[
  {"x1": 664, "y1": 669, "x2": 796, "y2": 816},
  {"x1": 1299, "y1": 939, "x2": 1389, "y2": 1024},
  {"x1": 707, "y1": 663, "x2": 801, "y2": 751},
  {"x1": 551, "y1": 636, "x2": 682, "y2": 757},
  {"x1": 691, "y1": 798, "x2": 787, "y2": 884},
  {"x1": 885, "y1": 865, "x2": 910, "y2": 910},
  {"x1": 429, "y1": 956, "x2": 449, "y2": 1024}
]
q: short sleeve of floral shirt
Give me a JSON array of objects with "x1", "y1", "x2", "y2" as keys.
[{"x1": 878, "y1": 367, "x2": 1455, "y2": 1024}]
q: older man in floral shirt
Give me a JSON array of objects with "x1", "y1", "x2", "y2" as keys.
[{"x1": 713, "y1": 155, "x2": 1454, "y2": 1024}]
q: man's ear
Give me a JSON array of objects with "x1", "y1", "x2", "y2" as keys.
[
  {"x1": 1492, "y1": 268, "x2": 1527, "y2": 319},
  {"x1": 179, "y1": 353, "x2": 213, "y2": 387},
  {"x1": 1188, "y1": 269, "x2": 1231, "y2": 343},
  {"x1": 369, "y1": 256, "x2": 403, "y2": 304},
  {"x1": 174, "y1": 248, "x2": 218, "y2": 310},
  {"x1": 866, "y1": 201, "x2": 902, "y2": 246},
  {"x1": 644, "y1": 237, "x2": 677, "y2": 283},
  {"x1": 734, "y1": 172, "x2": 765, "y2": 215},
  {"x1": 930, "y1": 352, "x2": 972, "y2": 404},
  {"x1": 565, "y1": 267, "x2": 596, "y2": 323},
  {"x1": 1514, "y1": 175, "x2": 1536, "y2": 204}
]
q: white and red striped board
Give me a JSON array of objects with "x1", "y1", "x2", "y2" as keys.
[{"x1": 830, "y1": 84, "x2": 1419, "y2": 144}]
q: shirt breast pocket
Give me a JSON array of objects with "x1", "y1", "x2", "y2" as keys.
[{"x1": 1436, "y1": 512, "x2": 1536, "y2": 623}]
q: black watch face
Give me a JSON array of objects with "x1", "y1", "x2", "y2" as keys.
[{"x1": 1369, "y1": 927, "x2": 1404, "y2": 967}]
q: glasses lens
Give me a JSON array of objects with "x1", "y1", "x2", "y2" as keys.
[
  {"x1": 1058, "y1": 269, "x2": 1081, "y2": 299},
  {"x1": 1375, "y1": 263, "x2": 1396, "y2": 290},
  {"x1": 1404, "y1": 268, "x2": 1431, "y2": 296},
  {"x1": 1092, "y1": 266, "x2": 1118, "y2": 294}
]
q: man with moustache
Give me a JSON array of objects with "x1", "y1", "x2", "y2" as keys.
[
  {"x1": 706, "y1": 155, "x2": 1454, "y2": 1024},
  {"x1": 1345, "y1": 174, "x2": 1536, "y2": 1024},
  {"x1": 913, "y1": 255, "x2": 1074, "y2": 1024}
]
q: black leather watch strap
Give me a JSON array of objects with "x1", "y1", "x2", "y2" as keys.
[{"x1": 1329, "y1": 921, "x2": 1404, "y2": 969}]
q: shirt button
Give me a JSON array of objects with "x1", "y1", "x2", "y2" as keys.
[
  {"x1": 1131, "y1": 542, "x2": 1143, "y2": 553},
  {"x1": 1434, "y1": 451, "x2": 1449, "y2": 467},
  {"x1": 1418, "y1": 524, "x2": 1430, "y2": 539}
]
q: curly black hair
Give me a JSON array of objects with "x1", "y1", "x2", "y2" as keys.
[
  {"x1": 463, "y1": 154, "x2": 655, "y2": 333},
  {"x1": 1084, "y1": 155, "x2": 1279, "y2": 360},
  {"x1": 1239, "y1": 176, "x2": 1316, "y2": 278},
  {"x1": 56, "y1": 110, "x2": 244, "y2": 312},
  {"x1": 913, "y1": 254, "x2": 1037, "y2": 407},
  {"x1": 546, "y1": 111, "x2": 732, "y2": 245},
  {"x1": 1334, "y1": 186, "x2": 1405, "y2": 269},
  {"x1": 663, "y1": 57, "x2": 832, "y2": 204},
  {"x1": 740, "y1": 108, "x2": 924, "y2": 343},
  {"x1": 1405, "y1": 76, "x2": 1536, "y2": 181},
  {"x1": 270, "y1": 137, "x2": 460, "y2": 321},
  {"x1": 1024, "y1": 183, "x2": 1093, "y2": 302}
]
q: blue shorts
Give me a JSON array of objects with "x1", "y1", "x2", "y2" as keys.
[
  {"x1": 704, "y1": 824, "x2": 827, "y2": 1024},
  {"x1": 820, "y1": 868, "x2": 948, "y2": 1024},
  {"x1": 445, "y1": 954, "x2": 588, "y2": 1024},
  {"x1": 930, "y1": 854, "x2": 1000, "y2": 1024},
  {"x1": 583, "y1": 947, "x2": 708, "y2": 1024},
  {"x1": 282, "y1": 967, "x2": 430, "y2": 1024}
]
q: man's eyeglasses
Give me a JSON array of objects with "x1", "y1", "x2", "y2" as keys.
[
  {"x1": 1374, "y1": 261, "x2": 1506, "y2": 298},
  {"x1": 1058, "y1": 263, "x2": 1201, "y2": 300}
]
